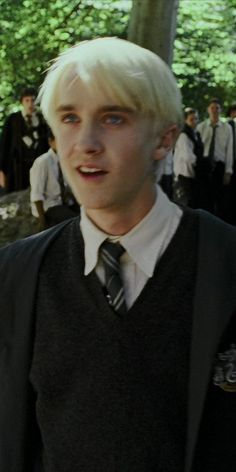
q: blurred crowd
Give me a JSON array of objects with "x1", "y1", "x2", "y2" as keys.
[
  {"x1": 160, "y1": 98, "x2": 236, "y2": 225},
  {"x1": 0, "y1": 90, "x2": 235, "y2": 229}
]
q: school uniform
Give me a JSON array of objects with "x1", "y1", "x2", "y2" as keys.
[
  {"x1": 0, "y1": 110, "x2": 48, "y2": 191},
  {"x1": 1, "y1": 193, "x2": 236, "y2": 471},
  {"x1": 197, "y1": 119, "x2": 233, "y2": 216},
  {"x1": 173, "y1": 125, "x2": 203, "y2": 208},
  {"x1": 30, "y1": 148, "x2": 79, "y2": 226}
]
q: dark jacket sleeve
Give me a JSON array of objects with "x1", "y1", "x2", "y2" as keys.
[
  {"x1": 0, "y1": 238, "x2": 44, "y2": 471},
  {"x1": 0, "y1": 115, "x2": 15, "y2": 173},
  {"x1": 0, "y1": 221, "x2": 71, "y2": 471}
]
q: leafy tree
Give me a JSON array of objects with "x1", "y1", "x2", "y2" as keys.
[
  {"x1": 173, "y1": 0, "x2": 236, "y2": 117},
  {"x1": 0, "y1": 0, "x2": 235, "y2": 126},
  {"x1": 0, "y1": 0, "x2": 131, "y2": 124}
]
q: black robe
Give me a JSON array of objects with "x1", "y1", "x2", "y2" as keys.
[
  {"x1": 0, "y1": 111, "x2": 48, "y2": 191},
  {"x1": 0, "y1": 211, "x2": 236, "y2": 472}
]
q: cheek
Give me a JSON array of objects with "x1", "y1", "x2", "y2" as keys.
[
  {"x1": 56, "y1": 140, "x2": 65, "y2": 160},
  {"x1": 56, "y1": 132, "x2": 72, "y2": 160}
]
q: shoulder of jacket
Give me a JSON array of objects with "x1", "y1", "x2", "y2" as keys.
[
  {"x1": 197, "y1": 209, "x2": 236, "y2": 249},
  {"x1": 0, "y1": 219, "x2": 72, "y2": 264},
  {"x1": 3, "y1": 111, "x2": 21, "y2": 124}
]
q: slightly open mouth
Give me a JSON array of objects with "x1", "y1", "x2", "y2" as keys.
[{"x1": 79, "y1": 166, "x2": 107, "y2": 177}]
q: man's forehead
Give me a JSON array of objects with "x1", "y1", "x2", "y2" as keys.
[
  {"x1": 208, "y1": 103, "x2": 220, "y2": 109},
  {"x1": 22, "y1": 95, "x2": 35, "y2": 100},
  {"x1": 55, "y1": 102, "x2": 135, "y2": 115},
  {"x1": 56, "y1": 76, "x2": 131, "y2": 112}
]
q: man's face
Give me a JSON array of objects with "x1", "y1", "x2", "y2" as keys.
[
  {"x1": 186, "y1": 112, "x2": 198, "y2": 129},
  {"x1": 53, "y1": 75, "x2": 159, "y2": 224},
  {"x1": 207, "y1": 102, "x2": 221, "y2": 122},
  {"x1": 21, "y1": 95, "x2": 35, "y2": 115}
]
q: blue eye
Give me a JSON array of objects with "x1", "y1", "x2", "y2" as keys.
[
  {"x1": 62, "y1": 114, "x2": 79, "y2": 123},
  {"x1": 103, "y1": 115, "x2": 123, "y2": 125}
]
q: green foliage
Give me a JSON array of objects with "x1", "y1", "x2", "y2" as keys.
[
  {"x1": 173, "y1": 0, "x2": 236, "y2": 118},
  {"x1": 0, "y1": 0, "x2": 235, "y2": 126},
  {"x1": 0, "y1": 0, "x2": 131, "y2": 125}
]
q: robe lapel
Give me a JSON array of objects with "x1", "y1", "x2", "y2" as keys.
[{"x1": 185, "y1": 210, "x2": 236, "y2": 472}]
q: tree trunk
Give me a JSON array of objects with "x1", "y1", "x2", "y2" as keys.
[{"x1": 128, "y1": 0, "x2": 179, "y2": 65}]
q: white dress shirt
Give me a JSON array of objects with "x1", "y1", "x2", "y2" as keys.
[
  {"x1": 155, "y1": 150, "x2": 174, "y2": 182},
  {"x1": 197, "y1": 119, "x2": 233, "y2": 173},
  {"x1": 21, "y1": 110, "x2": 40, "y2": 148},
  {"x1": 173, "y1": 132, "x2": 197, "y2": 179},
  {"x1": 30, "y1": 148, "x2": 62, "y2": 217},
  {"x1": 80, "y1": 185, "x2": 183, "y2": 309},
  {"x1": 21, "y1": 110, "x2": 40, "y2": 127}
]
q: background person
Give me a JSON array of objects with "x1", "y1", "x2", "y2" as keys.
[
  {"x1": 30, "y1": 130, "x2": 80, "y2": 231},
  {"x1": 0, "y1": 87, "x2": 48, "y2": 192},
  {"x1": 159, "y1": 149, "x2": 174, "y2": 199},
  {"x1": 173, "y1": 107, "x2": 203, "y2": 207},
  {"x1": 197, "y1": 98, "x2": 233, "y2": 217}
]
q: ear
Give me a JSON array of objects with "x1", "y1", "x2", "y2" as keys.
[{"x1": 153, "y1": 125, "x2": 179, "y2": 162}]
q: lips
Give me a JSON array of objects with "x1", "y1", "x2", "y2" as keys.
[
  {"x1": 80, "y1": 166, "x2": 102, "y2": 173},
  {"x1": 78, "y1": 166, "x2": 107, "y2": 178}
]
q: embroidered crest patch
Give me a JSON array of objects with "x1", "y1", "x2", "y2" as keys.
[{"x1": 213, "y1": 343, "x2": 236, "y2": 392}]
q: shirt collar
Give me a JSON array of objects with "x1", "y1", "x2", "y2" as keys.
[
  {"x1": 21, "y1": 109, "x2": 36, "y2": 119},
  {"x1": 80, "y1": 209, "x2": 108, "y2": 275},
  {"x1": 207, "y1": 118, "x2": 222, "y2": 127},
  {"x1": 48, "y1": 148, "x2": 59, "y2": 162},
  {"x1": 80, "y1": 185, "x2": 182, "y2": 278}
]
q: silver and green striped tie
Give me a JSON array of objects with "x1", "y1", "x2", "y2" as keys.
[{"x1": 100, "y1": 241, "x2": 127, "y2": 315}]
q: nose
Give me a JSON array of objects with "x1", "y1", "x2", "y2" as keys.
[{"x1": 73, "y1": 122, "x2": 103, "y2": 156}]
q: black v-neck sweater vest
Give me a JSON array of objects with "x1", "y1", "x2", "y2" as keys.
[{"x1": 30, "y1": 209, "x2": 199, "y2": 472}]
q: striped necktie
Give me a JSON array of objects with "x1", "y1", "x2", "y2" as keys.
[
  {"x1": 100, "y1": 241, "x2": 127, "y2": 315},
  {"x1": 26, "y1": 114, "x2": 32, "y2": 128},
  {"x1": 208, "y1": 124, "x2": 217, "y2": 161}
]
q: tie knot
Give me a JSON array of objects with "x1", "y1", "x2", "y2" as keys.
[
  {"x1": 100, "y1": 241, "x2": 125, "y2": 266},
  {"x1": 26, "y1": 114, "x2": 32, "y2": 125}
]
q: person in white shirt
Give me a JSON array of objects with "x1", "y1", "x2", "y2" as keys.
[
  {"x1": 1, "y1": 38, "x2": 236, "y2": 472},
  {"x1": 173, "y1": 107, "x2": 203, "y2": 207},
  {"x1": 197, "y1": 98, "x2": 233, "y2": 217},
  {"x1": 159, "y1": 149, "x2": 174, "y2": 199},
  {"x1": 30, "y1": 130, "x2": 80, "y2": 231}
]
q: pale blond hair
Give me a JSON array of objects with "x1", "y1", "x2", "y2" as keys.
[{"x1": 39, "y1": 37, "x2": 183, "y2": 136}]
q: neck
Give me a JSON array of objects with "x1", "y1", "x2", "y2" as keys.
[
  {"x1": 210, "y1": 117, "x2": 219, "y2": 125},
  {"x1": 85, "y1": 188, "x2": 157, "y2": 236}
]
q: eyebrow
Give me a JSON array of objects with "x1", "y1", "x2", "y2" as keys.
[
  {"x1": 55, "y1": 104, "x2": 135, "y2": 114},
  {"x1": 55, "y1": 105, "x2": 76, "y2": 113}
]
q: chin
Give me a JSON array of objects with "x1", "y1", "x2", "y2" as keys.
[{"x1": 82, "y1": 198, "x2": 112, "y2": 211}]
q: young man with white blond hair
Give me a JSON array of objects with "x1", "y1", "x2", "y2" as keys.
[{"x1": 1, "y1": 38, "x2": 236, "y2": 472}]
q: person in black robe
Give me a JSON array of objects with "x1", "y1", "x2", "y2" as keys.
[{"x1": 0, "y1": 87, "x2": 48, "y2": 192}]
